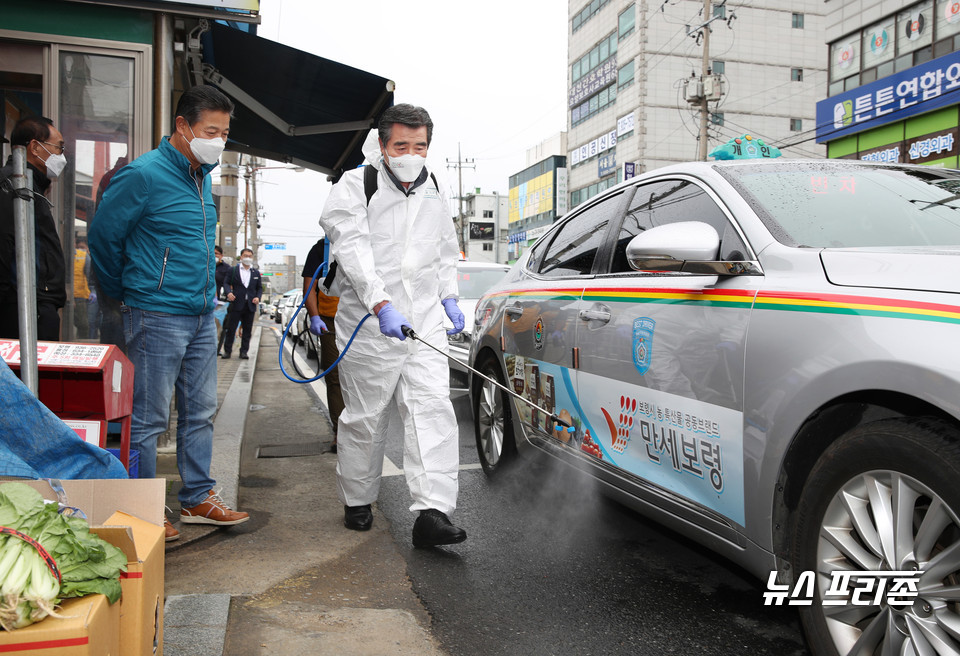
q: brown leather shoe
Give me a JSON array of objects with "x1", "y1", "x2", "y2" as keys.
[
  {"x1": 164, "y1": 517, "x2": 180, "y2": 542},
  {"x1": 180, "y1": 490, "x2": 250, "y2": 526}
]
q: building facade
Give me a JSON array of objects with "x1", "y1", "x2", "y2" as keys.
[
  {"x1": 463, "y1": 190, "x2": 509, "y2": 264},
  {"x1": 817, "y1": 0, "x2": 960, "y2": 167},
  {"x1": 567, "y1": 0, "x2": 828, "y2": 208},
  {"x1": 507, "y1": 133, "x2": 568, "y2": 263}
]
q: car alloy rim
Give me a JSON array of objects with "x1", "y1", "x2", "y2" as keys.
[
  {"x1": 477, "y1": 375, "x2": 504, "y2": 467},
  {"x1": 816, "y1": 470, "x2": 960, "y2": 654}
]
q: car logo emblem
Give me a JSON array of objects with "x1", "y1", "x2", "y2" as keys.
[
  {"x1": 633, "y1": 317, "x2": 655, "y2": 375},
  {"x1": 534, "y1": 317, "x2": 544, "y2": 350}
]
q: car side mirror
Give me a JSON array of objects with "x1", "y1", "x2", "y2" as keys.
[{"x1": 625, "y1": 221, "x2": 720, "y2": 272}]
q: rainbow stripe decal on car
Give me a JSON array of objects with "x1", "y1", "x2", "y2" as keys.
[{"x1": 485, "y1": 287, "x2": 960, "y2": 325}]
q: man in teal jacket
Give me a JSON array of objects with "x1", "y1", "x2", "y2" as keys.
[{"x1": 89, "y1": 85, "x2": 249, "y2": 542}]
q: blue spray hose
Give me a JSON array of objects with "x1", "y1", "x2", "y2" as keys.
[{"x1": 278, "y1": 261, "x2": 372, "y2": 383}]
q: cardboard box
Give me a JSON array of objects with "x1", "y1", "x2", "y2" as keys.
[
  {"x1": 0, "y1": 594, "x2": 119, "y2": 654},
  {"x1": 0, "y1": 479, "x2": 166, "y2": 655},
  {"x1": 98, "y1": 511, "x2": 165, "y2": 656}
]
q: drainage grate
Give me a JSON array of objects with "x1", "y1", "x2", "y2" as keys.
[{"x1": 256, "y1": 443, "x2": 324, "y2": 458}]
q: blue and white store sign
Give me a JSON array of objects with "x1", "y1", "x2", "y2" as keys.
[
  {"x1": 816, "y1": 50, "x2": 960, "y2": 143},
  {"x1": 598, "y1": 153, "x2": 617, "y2": 177}
]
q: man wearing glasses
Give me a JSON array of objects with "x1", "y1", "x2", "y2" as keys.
[{"x1": 0, "y1": 116, "x2": 68, "y2": 341}]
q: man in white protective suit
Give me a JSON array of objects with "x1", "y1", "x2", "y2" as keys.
[{"x1": 318, "y1": 104, "x2": 467, "y2": 548}]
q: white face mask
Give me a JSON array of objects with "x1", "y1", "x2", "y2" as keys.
[
  {"x1": 241, "y1": 257, "x2": 253, "y2": 266},
  {"x1": 188, "y1": 125, "x2": 226, "y2": 165},
  {"x1": 386, "y1": 153, "x2": 426, "y2": 183},
  {"x1": 39, "y1": 144, "x2": 67, "y2": 179}
]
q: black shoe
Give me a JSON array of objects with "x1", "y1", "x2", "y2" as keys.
[
  {"x1": 412, "y1": 509, "x2": 466, "y2": 548},
  {"x1": 239, "y1": 353, "x2": 249, "y2": 360},
  {"x1": 344, "y1": 504, "x2": 372, "y2": 531},
  {"x1": 221, "y1": 353, "x2": 231, "y2": 359},
  {"x1": 329, "y1": 443, "x2": 338, "y2": 454}
]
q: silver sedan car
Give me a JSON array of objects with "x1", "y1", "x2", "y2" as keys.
[{"x1": 468, "y1": 159, "x2": 960, "y2": 655}]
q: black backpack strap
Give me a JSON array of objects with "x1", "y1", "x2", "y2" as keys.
[{"x1": 363, "y1": 164, "x2": 378, "y2": 206}]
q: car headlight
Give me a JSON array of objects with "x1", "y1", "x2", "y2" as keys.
[{"x1": 447, "y1": 331, "x2": 471, "y2": 347}]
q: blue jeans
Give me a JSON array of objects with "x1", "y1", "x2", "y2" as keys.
[{"x1": 123, "y1": 306, "x2": 217, "y2": 507}]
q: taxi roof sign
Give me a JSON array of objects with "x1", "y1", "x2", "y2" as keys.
[{"x1": 709, "y1": 134, "x2": 782, "y2": 160}]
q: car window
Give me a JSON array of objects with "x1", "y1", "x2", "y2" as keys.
[
  {"x1": 608, "y1": 179, "x2": 748, "y2": 274},
  {"x1": 535, "y1": 192, "x2": 622, "y2": 277},
  {"x1": 723, "y1": 164, "x2": 960, "y2": 248},
  {"x1": 457, "y1": 267, "x2": 510, "y2": 299}
]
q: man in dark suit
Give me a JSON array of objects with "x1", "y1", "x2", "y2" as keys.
[{"x1": 221, "y1": 247, "x2": 262, "y2": 360}]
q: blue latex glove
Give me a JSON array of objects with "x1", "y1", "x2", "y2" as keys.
[
  {"x1": 88, "y1": 292, "x2": 97, "y2": 303},
  {"x1": 442, "y1": 298, "x2": 464, "y2": 335},
  {"x1": 377, "y1": 302, "x2": 411, "y2": 340},
  {"x1": 309, "y1": 315, "x2": 328, "y2": 335}
]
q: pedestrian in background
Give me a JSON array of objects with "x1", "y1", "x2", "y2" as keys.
[
  {"x1": 0, "y1": 116, "x2": 67, "y2": 341},
  {"x1": 89, "y1": 84, "x2": 250, "y2": 542},
  {"x1": 73, "y1": 236, "x2": 91, "y2": 338},
  {"x1": 214, "y1": 244, "x2": 231, "y2": 356},
  {"x1": 319, "y1": 105, "x2": 467, "y2": 548},
  {"x1": 221, "y1": 247, "x2": 262, "y2": 360},
  {"x1": 302, "y1": 237, "x2": 343, "y2": 452}
]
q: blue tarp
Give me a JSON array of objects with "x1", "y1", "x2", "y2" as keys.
[{"x1": 0, "y1": 359, "x2": 128, "y2": 479}]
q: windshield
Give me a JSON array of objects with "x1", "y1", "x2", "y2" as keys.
[
  {"x1": 457, "y1": 267, "x2": 510, "y2": 298},
  {"x1": 724, "y1": 163, "x2": 960, "y2": 248}
]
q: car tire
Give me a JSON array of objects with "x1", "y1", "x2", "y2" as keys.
[
  {"x1": 472, "y1": 355, "x2": 517, "y2": 477},
  {"x1": 791, "y1": 417, "x2": 960, "y2": 656}
]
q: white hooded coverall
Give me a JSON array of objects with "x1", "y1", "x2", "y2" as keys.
[{"x1": 319, "y1": 142, "x2": 461, "y2": 514}]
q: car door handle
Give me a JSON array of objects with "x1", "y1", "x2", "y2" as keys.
[
  {"x1": 505, "y1": 304, "x2": 524, "y2": 320},
  {"x1": 578, "y1": 307, "x2": 611, "y2": 323}
]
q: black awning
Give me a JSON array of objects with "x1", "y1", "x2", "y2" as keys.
[{"x1": 201, "y1": 22, "x2": 393, "y2": 180}]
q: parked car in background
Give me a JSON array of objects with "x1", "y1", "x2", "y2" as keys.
[
  {"x1": 468, "y1": 159, "x2": 960, "y2": 656},
  {"x1": 445, "y1": 260, "x2": 510, "y2": 393},
  {"x1": 275, "y1": 289, "x2": 299, "y2": 327}
]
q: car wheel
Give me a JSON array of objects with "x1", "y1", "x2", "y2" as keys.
[
  {"x1": 473, "y1": 355, "x2": 517, "y2": 477},
  {"x1": 792, "y1": 417, "x2": 960, "y2": 656}
]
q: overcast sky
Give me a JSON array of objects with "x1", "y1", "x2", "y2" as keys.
[{"x1": 242, "y1": 1, "x2": 568, "y2": 266}]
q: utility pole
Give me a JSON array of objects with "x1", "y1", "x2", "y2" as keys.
[
  {"x1": 249, "y1": 163, "x2": 260, "y2": 264},
  {"x1": 698, "y1": 0, "x2": 712, "y2": 161},
  {"x1": 446, "y1": 143, "x2": 475, "y2": 257}
]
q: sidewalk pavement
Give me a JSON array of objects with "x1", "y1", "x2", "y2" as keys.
[{"x1": 159, "y1": 321, "x2": 446, "y2": 655}]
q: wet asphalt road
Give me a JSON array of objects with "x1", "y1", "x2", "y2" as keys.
[{"x1": 377, "y1": 393, "x2": 811, "y2": 656}]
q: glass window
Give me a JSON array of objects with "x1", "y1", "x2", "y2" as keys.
[
  {"x1": 619, "y1": 5, "x2": 636, "y2": 40},
  {"x1": 618, "y1": 60, "x2": 635, "y2": 89},
  {"x1": 573, "y1": 60, "x2": 582, "y2": 83},
  {"x1": 608, "y1": 180, "x2": 745, "y2": 274},
  {"x1": 535, "y1": 192, "x2": 622, "y2": 277},
  {"x1": 711, "y1": 112, "x2": 724, "y2": 126},
  {"x1": 937, "y1": 0, "x2": 960, "y2": 40},
  {"x1": 59, "y1": 51, "x2": 135, "y2": 342},
  {"x1": 862, "y1": 17, "x2": 895, "y2": 69},
  {"x1": 723, "y1": 163, "x2": 960, "y2": 248},
  {"x1": 792, "y1": 13, "x2": 804, "y2": 29},
  {"x1": 712, "y1": 60, "x2": 725, "y2": 75},
  {"x1": 791, "y1": 67, "x2": 803, "y2": 81},
  {"x1": 830, "y1": 40, "x2": 859, "y2": 82},
  {"x1": 590, "y1": 48, "x2": 600, "y2": 70},
  {"x1": 790, "y1": 118, "x2": 802, "y2": 131},
  {"x1": 898, "y1": 1, "x2": 933, "y2": 55},
  {"x1": 599, "y1": 39, "x2": 609, "y2": 61}
]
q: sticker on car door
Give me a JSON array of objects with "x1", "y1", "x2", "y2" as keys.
[
  {"x1": 508, "y1": 354, "x2": 745, "y2": 526},
  {"x1": 632, "y1": 317, "x2": 655, "y2": 375}
]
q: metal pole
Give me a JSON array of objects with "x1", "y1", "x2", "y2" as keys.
[
  {"x1": 250, "y1": 166, "x2": 259, "y2": 264},
  {"x1": 698, "y1": 0, "x2": 712, "y2": 161},
  {"x1": 12, "y1": 146, "x2": 38, "y2": 395},
  {"x1": 493, "y1": 191, "x2": 500, "y2": 264}
]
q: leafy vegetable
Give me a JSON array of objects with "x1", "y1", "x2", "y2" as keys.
[{"x1": 0, "y1": 482, "x2": 127, "y2": 630}]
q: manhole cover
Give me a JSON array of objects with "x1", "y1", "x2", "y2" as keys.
[{"x1": 256, "y1": 443, "x2": 324, "y2": 458}]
